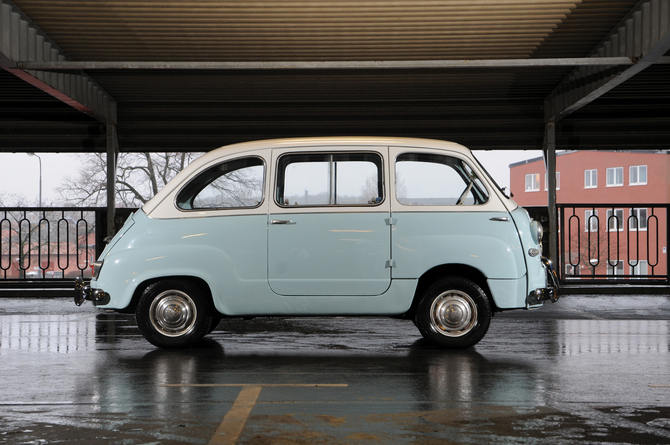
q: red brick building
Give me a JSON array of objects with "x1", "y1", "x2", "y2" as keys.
[{"x1": 510, "y1": 151, "x2": 668, "y2": 279}]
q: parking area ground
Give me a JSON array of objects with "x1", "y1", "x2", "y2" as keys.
[{"x1": 1, "y1": 295, "x2": 670, "y2": 444}]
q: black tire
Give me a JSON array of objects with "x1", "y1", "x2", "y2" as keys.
[
  {"x1": 207, "y1": 312, "x2": 222, "y2": 334},
  {"x1": 414, "y1": 276, "x2": 491, "y2": 349},
  {"x1": 136, "y1": 279, "x2": 214, "y2": 349}
]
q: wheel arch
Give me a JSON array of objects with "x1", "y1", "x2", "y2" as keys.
[
  {"x1": 404, "y1": 264, "x2": 497, "y2": 319},
  {"x1": 117, "y1": 275, "x2": 215, "y2": 314}
]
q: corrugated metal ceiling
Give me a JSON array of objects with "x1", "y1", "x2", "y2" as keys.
[
  {"x1": 1, "y1": 0, "x2": 668, "y2": 153},
  {"x1": 13, "y1": 0, "x2": 640, "y2": 61}
]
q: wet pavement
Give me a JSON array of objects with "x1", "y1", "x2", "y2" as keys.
[{"x1": 1, "y1": 296, "x2": 670, "y2": 444}]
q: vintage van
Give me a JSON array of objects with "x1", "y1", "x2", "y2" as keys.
[{"x1": 75, "y1": 137, "x2": 558, "y2": 349}]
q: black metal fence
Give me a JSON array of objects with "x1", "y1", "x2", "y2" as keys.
[
  {"x1": 558, "y1": 204, "x2": 669, "y2": 285},
  {"x1": 0, "y1": 207, "x2": 104, "y2": 281},
  {"x1": 1, "y1": 204, "x2": 667, "y2": 294},
  {"x1": 0, "y1": 207, "x2": 135, "y2": 294}
]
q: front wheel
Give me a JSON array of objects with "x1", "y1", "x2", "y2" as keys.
[
  {"x1": 136, "y1": 280, "x2": 214, "y2": 349},
  {"x1": 414, "y1": 277, "x2": 491, "y2": 349}
]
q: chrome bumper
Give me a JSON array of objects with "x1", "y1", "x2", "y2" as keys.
[
  {"x1": 527, "y1": 257, "x2": 560, "y2": 305},
  {"x1": 74, "y1": 277, "x2": 110, "y2": 306}
]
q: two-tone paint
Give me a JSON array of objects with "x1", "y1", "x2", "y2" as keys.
[{"x1": 87, "y1": 137, "x2": 555, "y2": 318}]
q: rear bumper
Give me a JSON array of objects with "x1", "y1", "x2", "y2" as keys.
[
  {"x1": 74, "y1": 277, "x2": 111, "y2": 306},
  {"x1": 527, "y1": 257, "x2": 559, "y2": 305}
]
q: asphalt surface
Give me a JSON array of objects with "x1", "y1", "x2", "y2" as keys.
[{"x1": 1, "y1": 295, "x2": 670, "y2": 444}]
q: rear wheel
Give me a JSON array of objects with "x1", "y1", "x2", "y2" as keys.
[
  {"x1": 208, "y1": 312, "x2": 222, "y2": 334},
  {"x1": 414, "y1": 276, "x2": 491, "y2": 349},
  {"x1": 136, "y1": 280, "x2": 213, "y2": 349}
]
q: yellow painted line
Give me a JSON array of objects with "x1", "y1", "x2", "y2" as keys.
[
  {"x1": 209, "y1": 385, "x2": 262, "y2": 445},
  {"x1": 649, "y1": 385, "x2": 670, "y2": 388},
  {"x1": 161, "y1": 383, "x2": 348, "y2": 445},
  {"x1": 162, "y1": 383, "x2": 347, "y2": 387}
]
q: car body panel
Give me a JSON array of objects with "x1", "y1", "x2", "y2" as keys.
[
  {"x1": 88, "y1": 137, "x2": 553, "y2": 318},
  {"x1": 389, "y1": 211, "x2": 526, "y2": 282},
  {"x1": 268, "y1": 212, "x2": 392, "y2": 296},
  {"x1": 509, "y1": 206, "x2": 548, "y2": 308}
]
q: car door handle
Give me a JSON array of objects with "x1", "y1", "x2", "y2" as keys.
[
  {"x1": 271, "y1": 219, "x2": 296, "y2": 225},
  {"x1": 489, "y1": 217, "x2": 509, "y2": 222}
]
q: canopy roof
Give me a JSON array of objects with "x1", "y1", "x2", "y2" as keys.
[{"x1": 1, "y1": 0, "x2": 669, "y2": 153}]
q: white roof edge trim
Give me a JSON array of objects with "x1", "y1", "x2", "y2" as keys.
[{"x1": 142, "y1": 137, "x2": 473, "y2": 216}]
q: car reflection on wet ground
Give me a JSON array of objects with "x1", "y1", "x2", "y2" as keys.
[{"x1": 1, "y1": 296, "x2": 670, "y2": 444}]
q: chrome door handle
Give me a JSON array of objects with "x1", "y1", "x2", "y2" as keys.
[
  {"x1": 489, "y1": 217, "x2": 509, "y2": 222},
  {"x1": 271, "y1": 219, "x2": 296, "y2": 225}
]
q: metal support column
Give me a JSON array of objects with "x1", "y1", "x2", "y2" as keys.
[
  {"x1": 106, "y1": 103, "x2": 118, "y2": 238},
  {"x1": 543, "y1": 119, "x2": 558, "y2": 271}
]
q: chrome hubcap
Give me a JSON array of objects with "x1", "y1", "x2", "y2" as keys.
[
  {"x1": 149, "y1": 290, "x2": 197, "y2": 337},
  {"x1": 429, "y1": 290, "x2": 477, "y2": 337}
]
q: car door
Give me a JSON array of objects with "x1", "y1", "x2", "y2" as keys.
[
  {"x1": 389, "y1": 147, "x2": 527, "y2": 284},
  {"x1": 267, "y1": 147, "x2": 392, "y2": 296}
]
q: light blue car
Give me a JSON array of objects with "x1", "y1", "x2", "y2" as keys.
[{"x1": 75, "y1": 137, "x2": 558, "y2": 349}]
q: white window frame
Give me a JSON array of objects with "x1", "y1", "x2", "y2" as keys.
[
  {"x1": 608, "y1": 260, "x2": 624, "y2": 276},
  {"x1": 630, "y1": 260, "x2": 648, "y2": 277},
  {"x1": 585, "y1": 209, "x2": 598, "y2": 232},
  {"x1": 544, "y1": 172, "x2": 560, "y2": 191},
  {"x1": 584, "y1": 169, "x2": 597, "y2": 189},
  {"x1": 606, "y1": 209, "x2": 624, "y2": 232},
  {"x1": 525, "y1": 173, "x2": 540, "y2": 192},
  {"x1": 565, "y1": 264, "x2": 579, "y2": 276},
  {"x1": 629, "y1": 208, "x2": 648, "y2": 231},
  {"x1": 606, "y1": 167, "x2": 623, "y2": 187},
  {"x1": 629, "y1": 165, "x2": 647, "y2": 186}
]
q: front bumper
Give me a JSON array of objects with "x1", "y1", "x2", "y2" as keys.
[
  {"x1": 526, "y1": 257, "x2": 560, "y2": 306},
  {"x1": 74, "y1": 277, "x2": 111, "y2": 306}
]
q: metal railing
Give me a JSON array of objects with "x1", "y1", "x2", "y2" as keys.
[
  {"x1": 558, "y1": 204, "x2": 669, "y2": 285},
  {"x1": 0, "y1": 208, "x2": 104, "y2": 281},
  {"x1": 2, "y1": 204, "x2": 667, "y2": 294},
  {"x1": 0, "y1": 207, "x2": 135, "y2": 295}
]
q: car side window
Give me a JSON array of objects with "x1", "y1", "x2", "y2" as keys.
[
  {"x1": 176, "y1": 157, "x2": 265, "y2": 210},
  {"x1": 395, "y1": 153, "x2": 489, "y2": 205},
  {"x1": 276, "y1": 153, "x2": 383, "y2": 206}
]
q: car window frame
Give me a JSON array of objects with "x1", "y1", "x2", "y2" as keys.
[
  {"x1": 273, "y1": 150, "x2": 386, "y2": 209},
  {"x1": 393, "y1": 151, "x2": 491, "y2": 207},
  {"x1": 174, "y1": 155, "x2": 267, "y2": 212}
]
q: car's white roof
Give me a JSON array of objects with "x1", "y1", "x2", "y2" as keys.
[
  {"x1": 142, "y1": 137, "x2": 477, "y2": 215},
  {"x1": 209, "y1": 136, "x2": 470, "y2": 151}
]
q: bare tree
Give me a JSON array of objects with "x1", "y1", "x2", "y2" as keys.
[
  {"x1": 360, "y1": 173, "x2": 407, "y2": 203},
  {"x1": 58, "y1": 152, "x2": 202, "y2": 207},
  {"x1": 1, "y1": 194, "x2": 96, "y2": 279},
  {"x1": 0, "y1": 194, "x2": 39, "y2": 278}
]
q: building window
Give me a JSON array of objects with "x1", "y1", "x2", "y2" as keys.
[
  {"x1": 544, "y1": 172, "x2": 560, "y2": 191},
  {"x1": 606, "y1": 209, "x2": 624, "y2": 232},
  {"x1": 608, "y1": 260, "x2": 624, "y2": 276},
  {"x1": 630, "y1": 260, "x2": 648, "y2": 277},
  {"x1": 629, "y1": 165, "x2": 647, "y2": 185},
  {"x1": 629, "y1": 208, "x2": 648, "y2": 231},
  {"x1": 606, "y1": 167, "x2": 623, "y2": 186},
  {"x1": 584, "y1": 169, "x2": 597, "y2": 188},
  {"x1": 585, "y1": 209, "x2": 598, "y2": 232},
  {"x1": 565, "y1": 264, "x2": 579, "y2": 276},
  {"x1": 525, "y1": 173, "x2": 540, "y2": 192}
]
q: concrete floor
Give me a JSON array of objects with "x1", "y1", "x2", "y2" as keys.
[{"x1": 1, "y1": 296, "x2": 670, "y2": 444}]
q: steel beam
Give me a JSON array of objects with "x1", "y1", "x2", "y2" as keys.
[
  {"x1": 542, "y1": 120, "x2": 558, "y2": 271},
  {"x1": 106, "y1": 112, "x2": 118, "y2": 238},
  {"x1": 16, "y1": 58, "x2": 638, "y2": 70},
  {"x1": 545, "y1": 0, "x2": 670, "y2": 122},
  {"x1": 0, "y1": 0, "x2": 115, "y2": 124}
]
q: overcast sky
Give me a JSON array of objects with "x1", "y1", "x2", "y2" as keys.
[{"x1": 0, "y1": 150, "x2": 542, "y2": 206}]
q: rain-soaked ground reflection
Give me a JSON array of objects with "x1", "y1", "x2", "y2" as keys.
[
  {"x1": 1, "y1": 297, "x2": 670, "y2": 444},
  {"x1": 557, "y1": 319, "x2": 669, "y2": 355}
]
